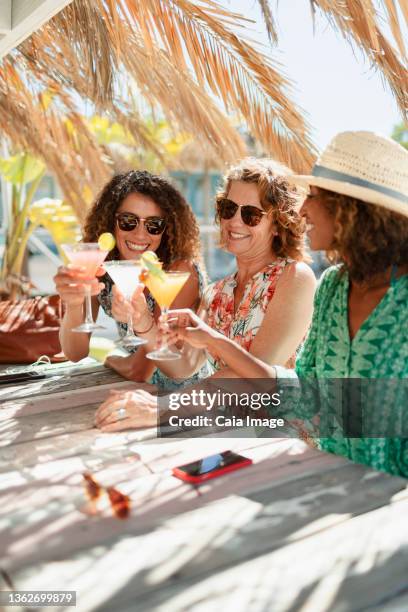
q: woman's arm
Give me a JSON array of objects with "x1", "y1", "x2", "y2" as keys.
[
  {"x1": 163, "y1": 308, "x2": 275, "y2": 378},
  {"x1": 104, "y1": 346, "x2": 156, "y2": 382},
  {"x1": 198, "y1": 262, "x2": 316, "y2": 378},
  {"x1": 164, "y1": 262, "x2": 316, "y2": 379}
]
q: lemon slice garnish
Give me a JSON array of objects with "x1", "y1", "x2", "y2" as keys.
[
  {"x1": 98, "y1": 232, "x2": 116, "y2": 251},
  {"x1": 141, "y1": 251, "x2": 166, "y2": 281},
  {"x1": 141, "y1": 250, "x2": 159, "y2": 264}
]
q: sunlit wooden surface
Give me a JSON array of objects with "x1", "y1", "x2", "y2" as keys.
[{"x1": 1, "y1": 361, "x2": 407, "y2": 612}]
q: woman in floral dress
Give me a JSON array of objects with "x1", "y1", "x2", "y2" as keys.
[{"x1": 162, "y1": 132, "x2": 408, "y2": 477}]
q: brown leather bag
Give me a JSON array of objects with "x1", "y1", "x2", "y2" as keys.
[{"x1": 0, "y1": 295, "x2": 66, "y2": 363}]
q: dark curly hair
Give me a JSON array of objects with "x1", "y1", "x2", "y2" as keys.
[
  {"x1": 216, "y1": 158, "x2": 308, "y2": 261},
  {"x1": 319, "y1": 187, "x2": 408, "y2": 282},
  {"x1": 83, "y1": 170, "x2": 201, "y2": 268}
]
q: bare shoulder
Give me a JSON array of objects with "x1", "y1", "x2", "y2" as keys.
[
  {"x1": 276, "y1": 261, "x2": 316, "y2": 293},
  {"x1": 169, "y1": 259, "x2": 197, "y2": 274}
]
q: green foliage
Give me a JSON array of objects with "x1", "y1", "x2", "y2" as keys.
[
  {"x1": 0, "y1": 152, "x2": 79, "y2": 299},
  {"x1": 392, "y1": 123, "x2": 408, "y2": 150},
  {"x1": 0, "y1": 153, "x2": 45, "y2": 185},
  {"x1": 88, "y1": 116, "x2": 134, "y2": 146},
  {"x1": 87, "y1": 114, "x2": 190, "y2": 173}
]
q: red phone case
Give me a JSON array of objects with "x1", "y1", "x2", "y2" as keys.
[{"x1": 172, "y1": 456, "x2": 252, "y2": 483}]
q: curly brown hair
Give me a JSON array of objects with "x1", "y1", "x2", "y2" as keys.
[
  {"x1": 83, "y1": 171, "x2": 201, "y2": 268},
  {"x1": 216, "y1": 158, "x2": 307, "y2": 261},
  {"x1": 319, "y1": 187, "x2": 408, "y2": 282}
]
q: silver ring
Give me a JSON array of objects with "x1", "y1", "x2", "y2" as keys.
[{"x1": 117, "y1": 407, "x2": 127, "y2": 420}]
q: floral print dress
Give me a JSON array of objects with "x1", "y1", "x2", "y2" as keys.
[{"x1": 204, "y1": 259, "x2": 296, "y2": 372}]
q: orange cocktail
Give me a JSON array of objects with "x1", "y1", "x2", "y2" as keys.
[
  {"x1": 144, "y1": 272, "x2": 190, "y2": 310},
  {"x1": 144, "y1": 271, "x2": 190, "y2": 361}
]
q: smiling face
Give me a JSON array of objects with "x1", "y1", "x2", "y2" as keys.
[
  {"x1": 114, "y1": 192, "x2": 164, "y2": 259},
  {"x1": 300, "y1": 186, "x2": 336, "y2": 251},
  {"x1": 220, "y1": 180, "x2": 275, "y2": 259}
]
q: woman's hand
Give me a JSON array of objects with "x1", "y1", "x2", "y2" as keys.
[
  {"x1": 111, "y1": 285, "x2": 132, "y2": 324},
  {"x1": 94, "y1": 389, "x2": 158, "y2": 431},
  {"x1": 111, "y1": 285, "x2": 150, "y2": 326},
  {"x1": 54, "y1": 265, "x2": 104, "y2": 308},
  {"x1": 160, "y1": 308, "x2": 218, "y2": 350}
]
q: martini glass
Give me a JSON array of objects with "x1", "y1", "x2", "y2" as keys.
[
  {"x1": 144, "y1": 271, "x2": 190, "y2": 361},
  {"x1": 61, "y1": 243, "x2": 108, "y2": 332},
  {"x1": 104, "y1": 260, "x2": 147, "y2": 348}
]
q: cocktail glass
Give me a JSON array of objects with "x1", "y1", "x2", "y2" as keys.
[
  {"x1": 144, "y1": 271, "x2": 190, "y2": 361},
  {"x1": 61, "y1": 243, "x2": 108, "y2": 332},
  {"x1": 103, "y1": 260, "x2": 147, "y2": 348}
]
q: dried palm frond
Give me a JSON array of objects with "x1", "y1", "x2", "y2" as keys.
[
  {"x1": 1, "y1": 0, "x2": 405, "y2": 202},
  {"x1": 257, "y1": 0, "x2": 278, "y2": 44},
  {"x1": 310, "y1": 1, "x2": 407, "y2": 114},
  {"x1": 18, "y1": 31, "x2": 246, "y2": 166},
  {"x1": 118, "y1": 0, "x2": 316, "y2": 169},
  {"x1": 258, "y1": 0, "x2": 407, "y2": 115},
  {"x1": 16, "y1": 0, "x2": 316, "y2": 172},
  {"x1": 0, "y1": 61, "x2": 112, "y2": 219}
]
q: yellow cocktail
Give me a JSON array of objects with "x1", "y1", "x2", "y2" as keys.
[
  {"x1": 144, "y1": 271, "x2": 190, "y2": 361},
  {"x1": 144, "y1": 272, "x2": 190, "y2": 309}
]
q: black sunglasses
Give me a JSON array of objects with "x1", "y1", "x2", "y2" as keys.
[
  {"x1": 115, "y1": 212, "x2": 166, "y2": 235},
  {"x1": 216, "y1": 197, "x2": 268, "y2": 227}
]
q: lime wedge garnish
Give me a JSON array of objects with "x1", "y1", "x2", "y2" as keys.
[
  {"x1": 141, "y1": 250, "x2": 159, "y2": 264},
  {"x1": 98, "y1": 232, "x2": 116, "y2": 251},
  {"x1": 141, "y1": 252, "x2": 166, "y2": 281}
]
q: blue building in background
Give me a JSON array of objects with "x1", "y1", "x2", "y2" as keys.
[{"x1": 171, "y1": 170, "x2": 235, "y2": 281}]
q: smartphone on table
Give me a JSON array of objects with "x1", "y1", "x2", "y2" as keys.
[
  {"x1": 0, "y1": 371, "x2": 46, "y2": 386},
  {"x1": 172, "y1": 451, "x2": 252, "y2": 484}
]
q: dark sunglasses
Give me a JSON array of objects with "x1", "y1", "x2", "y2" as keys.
[
  {"x1": 216, "y1": 197, "x2": 268, "y2": 227},
  {"x1": 83, "y1": 472, "x2": 131, "y2": 519},
  {"x1": 115, "y1": 212, "x2": 166, "y2": 235}
]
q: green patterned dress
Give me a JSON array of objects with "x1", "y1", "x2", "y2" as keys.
[{"x1": 275, "y1": 265, "x2": 408, "y2": 477}]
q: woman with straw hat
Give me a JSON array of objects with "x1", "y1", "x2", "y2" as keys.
[{"x1": 157, "y1": 131, "x2": 408, "y2": 476}]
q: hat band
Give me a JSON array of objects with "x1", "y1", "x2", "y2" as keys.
[{"x1": 312, "y1": 165, "x2": 408, "y2": 204}]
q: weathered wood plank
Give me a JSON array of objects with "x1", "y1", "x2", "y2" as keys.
[
  {"x1": 3, "y1": 437, "x2": 406, "y2": 580},
  {"x1": 96, "y1": 494, "x2": 408, "y2": 612},
  {"x1": 0, "y1": 368, "x2": 127, "y2": 405},
  {"x1": 376, "y1": 592, "x2": 408, "y2": 611},
  {"x1": 5, "y1": 489, "x2": 408, "y2": 612},
  {"x1": 0, "y1": 423, "x2": 157, "y2": 473},
  {"x1": 0, "y1": 380, "x2": 146, "y2": 426},
  {"x1": 0, "y1": 470, "x2": 198, "y2": 571},
  {"x1": 0, "y1": 440, "x2": 331, "y2": 568},
  {"x1": 2, "y1": 359, "x2": 407, "y2": 612}
]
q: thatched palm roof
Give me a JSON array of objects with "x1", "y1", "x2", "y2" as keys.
[
  {"x1": 258, "y1": 0, "x2": 408, "y2": 113},
  {"x1": 0, "y1": 0, "x2": 406, "y2": 218}
]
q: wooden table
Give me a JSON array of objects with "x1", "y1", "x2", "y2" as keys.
[{"x1": 1, "y1": 361, "x2": 407, "y2": 612}]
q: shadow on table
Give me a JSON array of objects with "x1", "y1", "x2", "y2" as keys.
[
  {"x1": 2, "y1": 443, "x2": 406, "y2": 611},
  {"x1": 102, "y1": 546, "x2": 408, "y2": 612}
]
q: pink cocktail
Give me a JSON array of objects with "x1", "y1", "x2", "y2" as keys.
[
  {"x1": 62, "y1": 243, "x2": 108, "y2": 332},
  {"x1": 64, "y1": 250, "x2": 107, "y2": 280}
]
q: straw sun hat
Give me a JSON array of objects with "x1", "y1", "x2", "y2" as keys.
[{"x1": 290, "y1": 131, "x2": 408, "y2": 218}]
